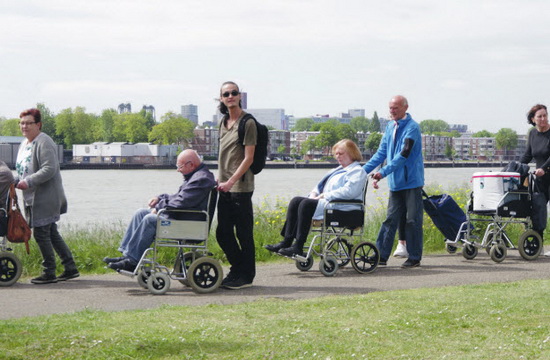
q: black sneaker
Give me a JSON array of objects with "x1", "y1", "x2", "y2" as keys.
[
  {"x1": 401, "y1": 259, "x2": 421, "y2": 268},
  {"x1": 223, "y1": 277, "x2": 252, "y2": 290},
  {"x1": 103, "y1": 256, "x2": 125, "y2": 264},
  {"x1": 57, "y1": 270, "x2": 80, "y2": 281},
  {"x1": 31, "y1": 274, "x2": 58, "y2": 284},
  {"x1": 221, "y1": 271, "x2": 238, "y2": 286},
  {"x1": 108, "y1": 258, "x2": 137, "y2": 272},
  {"x1": 278, "y1": 246, "x2": 304, "y2": 257}
]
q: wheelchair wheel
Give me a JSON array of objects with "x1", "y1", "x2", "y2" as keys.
[
  {"x1": 462, "y1": 244, "x2": 478, "y2": 260},
  {"x1": 173, "y1": 252, "x2": 196, "y2": 286},
  {"x1": 137, "y1": 269, "x2": 152, "y2": 289},
  {"x1": 295, "y1": 256, "x2": 314, "y2": 272},
  {"x1": 325, "y1": 237, "x2": 352, "y2": 267},
  {"x1": 147, "y1": 272, "x2": 171, "y2": 295},
  {"x1": 350, "y1": 241, "x2": 379, "y2": 274},
  {"x1": 187, "y1": 257, "x2": 223, "y2": 294},
  {"x1": 489, "y1": 243, "x2": 507, "y2": 263},
  {"x1": 319, "y1": 255, "x2": 338, "y2": 277},
  {"x1": 445, "y1": 244, "x2": 458, "y2": 254},
  {"x1": 518, "y1": 230, "x2": 543, "y2": 260},
  {"x1": 0, "y1": 252, "x2": 22, "y2": 287}
]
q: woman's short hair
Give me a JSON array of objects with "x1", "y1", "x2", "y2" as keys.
[
  {"x1": 218, "y1": 81, "x2": 242, "y2": 116},
  {"x1": 332, "y1": 139, "x2": 362, "y2": 162},
  {"x1": 19, "y1": 108, "x2": 42, "y2": 123},
  {"x1": 527, "y1": 104, "x2": 547, "y2": 126}
]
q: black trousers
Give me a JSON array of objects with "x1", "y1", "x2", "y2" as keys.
[
  {"x1": 280, "y1": 196, "x2": 319, "y2": 249},
  {"x1": 216, "y1": 192, "x2": 255, "y2": 282}
]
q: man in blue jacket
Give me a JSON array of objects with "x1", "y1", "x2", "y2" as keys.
[{"x1": 363, "y1": 95, "x2": 424, "y2": 268}]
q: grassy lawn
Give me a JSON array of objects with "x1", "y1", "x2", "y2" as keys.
[{"x1": 1, "y1": 279, "x2": 549, "y2": 359}]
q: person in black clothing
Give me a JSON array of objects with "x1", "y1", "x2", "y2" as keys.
[{"x1": 520, "y1": 104, "x2": 550, "y2": 256}]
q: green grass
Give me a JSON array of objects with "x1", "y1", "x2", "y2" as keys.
[
  {"x1": 9, "y1": 183, "x2": 548, "y2": 277},
  {"x1": 1, "y1": 279, "x2": 549, "y2": 359}
]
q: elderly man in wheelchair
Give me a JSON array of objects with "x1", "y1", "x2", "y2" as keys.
[{"x1": 103, "y1": 149, "x2": 216, "y2": 273}]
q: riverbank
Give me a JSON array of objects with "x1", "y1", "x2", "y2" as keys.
[{"x1": 60, "y1": 160, "x2": 507, "y2": 170}]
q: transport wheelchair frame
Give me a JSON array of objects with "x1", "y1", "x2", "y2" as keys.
[
  {"x1": 445, "y1": 173, "x2": 543, "y2": 263},
  {"x1": 286, "y1": 181, "x2": 380, "y2": 276},
  {"x1": 0, "y1": 207, "x2": 23, "y2": 287},
  {"x1": 119, "y1": 188, "x2": 222, "y2": 295}
]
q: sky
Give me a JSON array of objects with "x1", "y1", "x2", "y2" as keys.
[{"x1": 1, "y1": 0, "x2": 550, "y2": 133}]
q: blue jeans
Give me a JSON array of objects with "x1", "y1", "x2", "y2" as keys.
[
  {"x1": 376, "y1": 187, "x2": 423, "y2": 261},
  {"x1": 33, "y1": 222, "x2": 77, "y2": 276},
  {"x1": 118, "y1": 208, "x2": 159, "y2": 263}
]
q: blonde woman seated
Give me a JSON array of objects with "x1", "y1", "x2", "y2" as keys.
[{"x1": 265, "y1": 139, "x2": 367, "y2": 257}]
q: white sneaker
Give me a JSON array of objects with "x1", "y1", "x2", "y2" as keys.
[
  {"x1": 544, "y1": 250, "x2": 550, "y2": 257},
  {"x1": 393, "y1": 242, "x2": 408, "y2": 257}
]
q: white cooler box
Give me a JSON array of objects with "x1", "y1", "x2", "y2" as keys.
[{"x1": 472, "y1": 172, "x2": 521, "y2": 212}]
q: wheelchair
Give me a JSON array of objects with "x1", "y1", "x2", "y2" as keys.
[
  {"x1": 120, "y1": 188, "x2": 222, "y2": 295},
  {"x1": 288, "y1": 181, "x2": 380, "y2": 276},
  {"x1": 0, "y1": 206, "x2": 23, "y2": 287},
  {"x1": 446, "y1": 173, "x2": 543, "y2": 263}
]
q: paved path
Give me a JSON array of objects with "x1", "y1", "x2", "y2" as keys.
[{"x1": 2, "y1": 253, "x2": 549, "y2": 319}]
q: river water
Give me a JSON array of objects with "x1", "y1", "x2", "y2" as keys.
[{"x1": 57, "y1": 166, "x2": 500, "y2": 229}]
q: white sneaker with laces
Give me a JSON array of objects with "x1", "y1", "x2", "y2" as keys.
[{"x1": 393, "y1": 242, "x2": 408, "y2": 258}]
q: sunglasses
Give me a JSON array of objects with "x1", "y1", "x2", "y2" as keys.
[{"x1": 222, "y1": 90, "x2": 240, "y2": 98}]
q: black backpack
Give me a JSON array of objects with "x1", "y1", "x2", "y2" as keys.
[{"x1": 238, "y1": 113, "x2": 268, "y2": 174}]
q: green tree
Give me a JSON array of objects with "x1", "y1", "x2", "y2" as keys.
[
  {"x1": 336, "y1": 123, "x2": 357, "y2": 143},
  {"x1": 99, "y1": 109, "x2": 118, "y2": 142},
  {"x1": 316, "y1": 122, "x2": 340, "y2": 155},
  {"x1": 472, "y1": 130, "x2": 494, "y2": 137},
  {"x1": 292, "y1": 118, "x2": 314, "y2": 131},
  {"x1": 277, "y1": 145, "x2": 286, "y2": 154},
  {"x1": 0, "y1": 118, "x2": 21, "y2": 136},
  {"x1": 445, "y1": 142, "x2": 456, "y2": 160},
  {"x1": 369, "y1": 111, "x2": 381, "y2": 133},
  {"x1": 419, "y1": 119, "x2": 449, "y2": 134},
  {"x1": 149, "y1": 112, "x2": 195, "y2": 146},
  {"x1": 365, "y1": 132, "x2": 382, "y2": 155},
  {"x1": 495, "y1": 128, "x2": 518, "y2": 158},
  {"x1": 36, "y1": 103, "x2": 61, "y2": 143},
  {"x1": 350, "y1": 116, "x2": 370, "y2": 133},
  {"x1": 113, "y1": 112, "x2": 150, "y2": 143},
  {"x1": 55, "y1": 108, "x2": 77, "y2": 147}
]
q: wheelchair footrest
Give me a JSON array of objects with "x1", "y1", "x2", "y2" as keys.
[
  {"x1": 294, "y1": 255, "x2": 308, "y2": 263},
  {"x1": 118, "y1": 269, "x2": 136, "y2": 277}
]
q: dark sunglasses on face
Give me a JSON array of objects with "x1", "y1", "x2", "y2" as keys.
[{"x1": 222, "y1": 90, "x2": 240, "y2": 98}]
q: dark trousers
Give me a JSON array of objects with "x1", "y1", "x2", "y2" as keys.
[
  {"x1": 280, "y1": 196, "x2": 319, "y2": 249},
  {"x1": 33, "y1": 222, "x2": 77, "y2": 276},
  {"x1": 216, "y1": 192, "x2": 255, "y2": 282},
  {"x1": 376, "y1": 187, "x2": 424, "y2": 261}
]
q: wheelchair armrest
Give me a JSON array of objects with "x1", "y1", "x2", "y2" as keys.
[{"x1": 328, "y1": 199, "x2": 362, "y2": 204}]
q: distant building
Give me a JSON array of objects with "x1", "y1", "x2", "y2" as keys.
[
  {"x1": 118, "y1": 103, "x2": 131, "y2": 114},
  {"x1": 142, "y1": 105, "x2": 156, "y2": 121},
  {"x1": 268, "y1": 130, "x2": 289, "y2": 157},
  {"x1": 348, "y1": 109, "x2": 366, "y2": 118},
  {"x1": 190, "y1": 128, "x2": 219, "y2": 158},
  {"x1": 73, "y1": 142, "x2": 178, "y2": 165},
  {"x1": 240, "y1": 92, "x2": 248, "y2": 110},
  {"x1": 246, "y1": 108, "x2": 286, "y2": 130},
  {"x1": 449, "y1": 124, "x2": 468, "y2": 134},
  {"x1": 181, "y1": 104, "x2": 199, "y2": 125}
]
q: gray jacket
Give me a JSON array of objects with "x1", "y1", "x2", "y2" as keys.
[{"x1": 17, "y1": 133, "x2": 67, "y2": 227}]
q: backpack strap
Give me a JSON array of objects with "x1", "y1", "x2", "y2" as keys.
[{"x1": 237, "y1": 113, "x2": 256, "y2": 146}]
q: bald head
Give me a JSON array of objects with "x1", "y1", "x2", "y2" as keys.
[
  {"x1": 176, "y1": 149, "x2": 202, "y2": 175},
  {"x1": 389, "y1": 95, "x2": 409, "y2": 121}
]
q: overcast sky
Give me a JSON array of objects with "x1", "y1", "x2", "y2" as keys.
[{"x1": 2, "y1": 0, "x2": 549, "y2": 133}]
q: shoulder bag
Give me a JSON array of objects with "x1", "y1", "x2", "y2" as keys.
[{"x1": 7, "y1": 184, "x2": 31, "y2": 254}]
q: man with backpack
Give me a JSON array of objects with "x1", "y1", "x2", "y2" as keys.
[{"x1": 216, "y1": 81, "x2": 263, "y2": 289}]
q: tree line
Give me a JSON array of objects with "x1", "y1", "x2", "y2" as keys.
[
  {"x1": 0, "y1": 104, "x2": 196, "y2": 148},
  {"x1": 0, "y1": 104, "x2": 520, "y2": 158}
]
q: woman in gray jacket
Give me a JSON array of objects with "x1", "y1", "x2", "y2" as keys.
[{"x1": 16, "y1": 108, "x2": 78, "y2": 284}]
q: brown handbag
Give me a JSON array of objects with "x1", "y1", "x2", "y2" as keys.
[{"x1": 7, "y1": 184, "x2": 31, "y2": 254}]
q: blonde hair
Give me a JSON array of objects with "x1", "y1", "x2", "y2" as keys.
[{"x1": 332, "y1": 139, "x2": 362, "y2": 162}]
